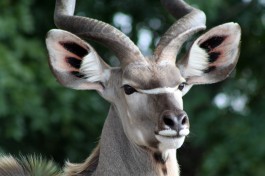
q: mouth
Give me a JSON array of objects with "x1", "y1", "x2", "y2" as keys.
[
  {"x1": 154, "y1": 129, "x2": 190, "y2": 149},
  {"x1": 158, "y1": 128, "x2": 189, "y2": 137},
  {"x1": 155, "y1": 128, "x2": 190, "y2": 138}
]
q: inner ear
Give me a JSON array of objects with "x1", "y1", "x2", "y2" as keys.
[
  {"x1": 60, "y1": 42, "x2": 89, "y2": 58},
  {"x1": 46, "y1": 29, "x2": 110, "y2": 91},
  {"x1": 199, "y1": 36, "x2": 227, "y2": 53},
  {"x1": 177, "y1": 22, "x2": 241, "y2": 85},
  {"x1": 66, "y1": 57, "x2": 82, "y2": 70},
  {"x1": 60, "y1": 41, "x2": 90, "y2": 78}
]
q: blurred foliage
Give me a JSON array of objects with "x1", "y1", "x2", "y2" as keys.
[{"x1": 0, "y1": 0, "x2": 265, "y2": 175}]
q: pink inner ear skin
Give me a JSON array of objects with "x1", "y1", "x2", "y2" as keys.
[
  {"x1": 59, "y1": 42, "x2": 90, "y2": 79},
  {"x1": 64, "y1": 56, "x2": 85, "y2": 79},
  {"x1": 199, "y1": 36, "x2": 228, "y2": 72},
  {"x1": 203, "y1": 66, "x2": 216, "y2": 74},
  {"x1": 199, "y1": 35, "x2": 227, "y2": 52},
  {"x1": 59, "y1": 41, "x2": 89, "y2": 58},
  {"x1": 70, "y1": 71, "x2": 85, "y2": 78},
  {"x1": 201, "y1": 33, "x2": 239, "y2": 67},
  {"x1": 66, "y1": 57, "x2": 82, "y2": 69},
  {"x1": 208, "y1": 52, "x2": 221, "y2": 63},
  {"x1": 52, "y1": 41, "x2": 90, "y2": 74}
]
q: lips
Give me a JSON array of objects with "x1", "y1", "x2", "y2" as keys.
[
  {"x1": 154, "y1": 125, "x2": 190, "y2": 149},
  {"x1": 155, "y1": 128, "x2": 190, "y2": 138}
]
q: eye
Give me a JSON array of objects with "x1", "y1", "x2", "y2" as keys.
[
  {"x1": 178, "y1": 82, "x2": 186, "y2": 91},
  {"x1": 123, "y1": 84, "x2": 137, "y2": 95}
]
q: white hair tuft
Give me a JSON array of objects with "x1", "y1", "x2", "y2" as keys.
[
  {"x1": 80, "y1": 52, "x2": 103, "y2": 83},
  {"x1": 184, "y1": 44, "x2": 209, "y2": 77}
]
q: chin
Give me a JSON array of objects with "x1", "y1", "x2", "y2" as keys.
[{"x1": 155, "y1": 135, "x2": 186, "y2": 150}]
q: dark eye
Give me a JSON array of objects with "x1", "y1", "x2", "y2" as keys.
[
  {"x1": 178, "y1": 82, "x2": 186, "y2": 91},
  {"x1": 123, "y1": 85, "x2": 137, "y2": 95}
]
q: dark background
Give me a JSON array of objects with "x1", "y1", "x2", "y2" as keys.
[{"x1": 0, "y1": 0, "x2": 265, "y2": 175}]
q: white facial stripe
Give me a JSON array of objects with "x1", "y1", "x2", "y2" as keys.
[
  {"x1": 174, "y1": 90, "x2": 183, "y2": 109},
  {"x1": 137, "y1": 87, "x2": 178, "y2": 94}
]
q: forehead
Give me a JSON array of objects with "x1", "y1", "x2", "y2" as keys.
[{"x1": 122, "y1": 61, "x2": 184, "y2": 89}]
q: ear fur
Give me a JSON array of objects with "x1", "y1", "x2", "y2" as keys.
[
  {"x1": 178, "y1": 22, "x2": 241, "y2": 85},
  {"x1": 46, "y1": 29, "x2": 110, "y2": 91}
]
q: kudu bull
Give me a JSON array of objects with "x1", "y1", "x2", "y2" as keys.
[{"x1": 0, "y1": 0, "x2": 241, "y2": 175}]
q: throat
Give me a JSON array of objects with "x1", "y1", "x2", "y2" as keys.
[{"x1": 153, "y1": 150, "x2": 179, "y2": 176}]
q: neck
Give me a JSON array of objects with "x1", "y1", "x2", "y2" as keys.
[{"x1": 92, "y1": 105, "x2": 180, "y2": 176}]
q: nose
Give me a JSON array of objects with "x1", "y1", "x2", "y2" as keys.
[{"x1": 159, "y1": 110, "x2": 189, "y2": 132}]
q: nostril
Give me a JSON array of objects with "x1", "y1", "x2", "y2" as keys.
[
  {"x1": 160, "y1": 111, "x2": 189, "y2": 131},
  {"x1": 181, "y1": 116, "x2": 188, "y2": 125},
  {"x1": 163, "y1": 116, "x2": 175, "y2": 127}
]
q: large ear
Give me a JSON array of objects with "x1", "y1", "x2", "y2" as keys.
[
  {"x1": 177, "y1": 22, "x2": 241, "y2": 85},
  {"x1": 46, "y1": 29, "x2": 110, "y2": 92}
]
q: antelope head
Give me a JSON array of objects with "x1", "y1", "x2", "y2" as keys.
[{"x1": 46, "y1": 0, "x2": 240, "y2": 156}]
